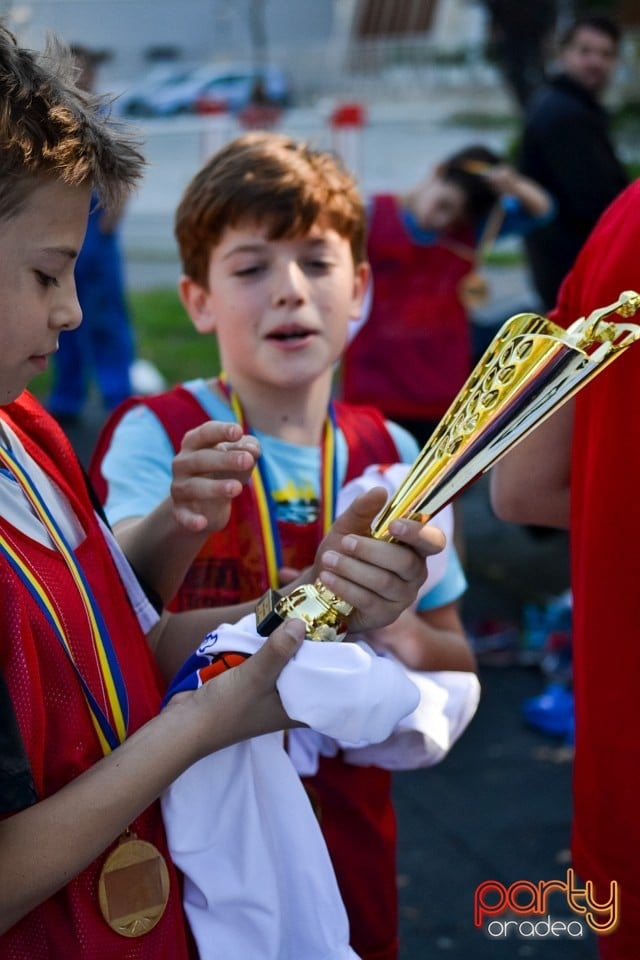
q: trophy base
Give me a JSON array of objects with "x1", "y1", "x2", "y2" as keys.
[{"x1": 255, "y1": 581, "x2": 352, "y2": 642}]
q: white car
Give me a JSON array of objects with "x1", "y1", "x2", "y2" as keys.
[
  {"x1": 192, "y1": 66, "x2": 292, "y2": 115},
  {"x1": 115, "y1": 64, "x2": 198, "y2": 117},
  {"x1": 120, "y1": 63, "x2": 292, "y2": 118}
]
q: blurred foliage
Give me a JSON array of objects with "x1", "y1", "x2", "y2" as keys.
[{"x1": 128, "y1": 287, "x2": 220, "y2": 383}]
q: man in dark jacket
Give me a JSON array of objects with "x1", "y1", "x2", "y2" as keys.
[{"x1": 519, "y1": 14, "x2": 628, "y2": 310}]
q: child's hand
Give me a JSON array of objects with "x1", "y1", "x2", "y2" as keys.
[
  {"x1": 278, "y1": 566, "x2": 303, "y2": 587},
  {"x1": 176, "y1": 619, "x2": 308, "y2": 752},
  {"x1": 481, "y1": 163, "x2": 519, "y2": 196},
  {"x1": 312, "y1": 487, "x2": 446, "y2": 634},
  {"x1": 170, "y1": 420, "x2": 261, "y2": 533}
]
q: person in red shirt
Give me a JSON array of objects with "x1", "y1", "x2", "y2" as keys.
[{"x1": 490, "y1": 179, "x2": 640, "y2": 958}]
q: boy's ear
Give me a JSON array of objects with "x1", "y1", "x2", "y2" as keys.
[
  {"x1": 350, "y1": 261, "x2": 371, "y2": 317},
  {"x1": 179, "y1": 275, "x2": 216, "y2": 333}
]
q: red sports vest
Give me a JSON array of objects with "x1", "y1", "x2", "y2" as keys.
[
  {"x1": 342, "y1": 194, "x2": 474, "y2": 422},
  {"x1": 550, "y1": 182, "x2": 640, "y2": 952},
  {"x1": 91, "y1": 386, "x2": 403, "y2": 960},
  {"x1": 0, "y1": 393, "x2": 190, "y2": 959},
  {"x1": 91, "y1": 387, "x2": 402, "y2": 610}
]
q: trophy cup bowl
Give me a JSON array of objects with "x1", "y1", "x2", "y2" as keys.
[{"x1": 256, "y1": 291, "x2": 640, "y2": 642}]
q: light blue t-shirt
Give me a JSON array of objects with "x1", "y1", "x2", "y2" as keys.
[{"x1": 101, "y1": 379, "x2": 466, "y2": 611}]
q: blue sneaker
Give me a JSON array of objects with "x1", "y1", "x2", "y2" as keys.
[{"x1": 522, "y1": 683, "x2": 574, "y2": 739}]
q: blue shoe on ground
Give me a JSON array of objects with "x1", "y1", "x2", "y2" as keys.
[{"x1": 522, "y1": 683, "x2": 574, "y2": 739}]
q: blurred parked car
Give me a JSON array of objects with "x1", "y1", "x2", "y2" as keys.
[
  {"x1": 118, "y1": 63, "x2": 292, "y2": 118},
  {"x1": 115, "y1": 63, "x2": 198, "y2": 117},
  {"x1": 193, "y1": 66, "x2": 292, "y2": 116}
]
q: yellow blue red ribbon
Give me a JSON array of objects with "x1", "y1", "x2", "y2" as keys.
[
  {"x1": 218, "y1": 374, "x2": 337, "y2": 589},
  {"x1": 0, "y1": 443, "x2": 129, "y2": 754}
]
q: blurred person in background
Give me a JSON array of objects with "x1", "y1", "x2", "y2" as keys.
[
  {"x1": 47, "y1": 44, "x2": 141, "y2": 425},
  {"x1": 340, "y1": 144, "x2": 553, "y2": 448},
  {"x1": 482, "y1": 0, "x2": 557, "y2": 110},
  {"x1": 518, "y1": 12, "x2": 629, "y2": 311}
]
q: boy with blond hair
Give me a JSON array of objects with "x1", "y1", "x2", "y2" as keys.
[
  {"x1": 95, "y1": 132, "x2": 477, "y2": 960},
  {"x1": 0, "y1": 27, "x2": 444, "y2": 958}
]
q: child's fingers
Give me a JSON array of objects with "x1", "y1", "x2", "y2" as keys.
[
  {"x1": 315, "y1": 522, "x2": 445, "y2": 630},
  {"x1": 318, "y1": 550, "x2": 409, "y2": 609},
  {"x1": 173, "y1": 445, "x2": 257, "y2": 483},
  {"x1": 172, "y1": 475, "x2": 243, "y2": 503},
  {"x1": 251, "y1": 618, "x2": 306, "y2": 677},
  {"x1": 177, "y1": 421, "x2": 261, "y2": 481},
  {"x1": 278, "y1": 565, "x2": 302, "y2": 587},
  {"x1": 322, "y1": 524, "x2": 440, "y2": 587},
  {"x1": 387, "y1": 518, "x2": 447, "y2": 558},
  {"x1": 180, "y1": 419, "x2": 244, "y2": 451},
  {"x1": 171, "y1": 477, "x2": 244, "y2": 531},
  {"x1": 329, "y1": 487, "x2": 388, "y2": 539}
]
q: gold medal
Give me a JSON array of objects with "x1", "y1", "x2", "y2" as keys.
[{"x1": 98, "y1": 832, "x2": 170, "y2": 938}]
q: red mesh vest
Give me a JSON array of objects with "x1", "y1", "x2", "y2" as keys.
[
  {"x1": 91, "y1": 387, "x2": 401, "y2": 609},
  {"x1": 342, "y1": 193, "x2": 474, "y2": 422},
  {"x1": 0, "y1": 393, "x2": 190, "y2": 959}
]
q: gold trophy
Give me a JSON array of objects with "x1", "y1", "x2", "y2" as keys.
[{"x1": 256, "y1": 291, "x2": 640, "y2": 642}]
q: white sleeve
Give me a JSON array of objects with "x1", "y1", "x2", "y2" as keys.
[{"x1": 98, "y1": 516, "x2": 160, "y2": 634}]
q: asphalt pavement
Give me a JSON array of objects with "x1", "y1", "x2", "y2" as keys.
[{"x1": 61, "y1": 87, "x2": 597, "y2": 959}]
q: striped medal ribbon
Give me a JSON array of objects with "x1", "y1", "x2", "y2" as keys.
[
  {"x1": 217, "y1": 373, "x2": 337, "y2": 588},
  {"x1": 0, "y1": 433, "x2": 172, "y2": 937},
  {"x1": 0, "y1": 441, "x2": 128, "y2": 755}
]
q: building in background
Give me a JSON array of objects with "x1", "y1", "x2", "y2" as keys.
[{"x1": 3, "y1": 0, "x2": 489, "y2": 99}]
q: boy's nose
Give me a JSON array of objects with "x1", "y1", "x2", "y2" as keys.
[
  {"x1": 51, "y1": 283, "x2": 82, "y2": 332},
  {"x1": 272, "y1": 262, "x2": 306, "y2": 305}
]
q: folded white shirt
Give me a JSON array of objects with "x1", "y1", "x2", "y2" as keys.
[
  {"x1": 288, "y1": 667, "x2": 480, "y2": 776},
  {"x1": 161, "y1": 613, "x2": 419, "y2": 960}
]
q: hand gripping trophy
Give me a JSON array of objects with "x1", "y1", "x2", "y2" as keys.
[{"x1": 257, "y1": 291, "x2": 640, "y2": 642}]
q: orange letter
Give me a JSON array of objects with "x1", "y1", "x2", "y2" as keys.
[
  {"x1": 506, "y1": 881, "x2": 540, "y2": 916},
  {"x1": 584, "y1": 880, "x2": 619, "y2": 935},
  {"x1": 474, "y1": 881, "x2": 507, "y2": 927}
]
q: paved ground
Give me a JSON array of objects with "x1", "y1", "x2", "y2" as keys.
[{"x1": 60, "y1": 86, "x2": 599, "y2": 959}]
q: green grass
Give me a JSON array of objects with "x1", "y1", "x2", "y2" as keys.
[
  {"x1": 129, "y1": 288, "x2": 221, "y2": 383},
  {"x1": 31, "y1": 287, "x2": 220, "y2": 400},
  {"x1": 485, "y1": 248, "x2": 524, "y2": 267}
]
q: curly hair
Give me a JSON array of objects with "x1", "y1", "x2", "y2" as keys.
[
  {"x1": 175, "y1": 132, "x2": 366, "y2": 287},
  {"x1": 0, "y1": 23, "x2": 144, "y2": 220}
]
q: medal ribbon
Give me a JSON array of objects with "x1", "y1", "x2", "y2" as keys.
[
  {"x1": 0, "y1": 444, "x2": 129, "y2": 754},
  {"x1": 217, "y1": 373, "x2": 337, "y2": 589}
]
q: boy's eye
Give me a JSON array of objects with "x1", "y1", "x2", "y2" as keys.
[
  {"x1": 35, "y1": 270, "x2": 60, "y2": 289},
  {"x1": 305, "y1": 259, "x2": 332, "y2": 272},
  {"x1": 233, "y1": 264, "x2": 265, "y2": 278}
]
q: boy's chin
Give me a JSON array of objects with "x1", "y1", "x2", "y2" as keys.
[{"x1": 3, "y1": 384, "x2": 27, "y2": 406}]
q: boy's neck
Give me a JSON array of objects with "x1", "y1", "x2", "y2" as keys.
[{"x1": 212, "y1": 375, "x2": 333, "y2": 445}]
